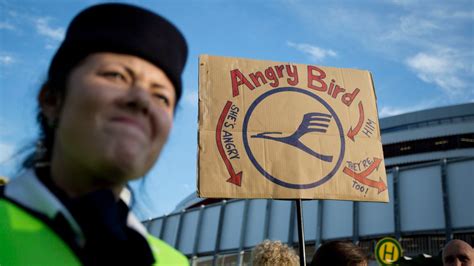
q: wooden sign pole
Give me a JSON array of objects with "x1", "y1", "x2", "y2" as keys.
[{"x1": 296, "y1": 199, "x2": 306, "y2": 266}]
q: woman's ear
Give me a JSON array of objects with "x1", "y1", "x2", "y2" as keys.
[{"x1": 38, "y1": 84, "x2": 62, "y2": 127}]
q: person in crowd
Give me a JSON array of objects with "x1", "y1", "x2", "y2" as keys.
[
  {"x1": 252, "y1": 239, "x2": 300, "y2": 266},
  {"x1": 310, "y1": 240, "x2": 368, "y2": 266},
  {"x1": 0, "y1": 176, "x2": 8, "y2": 185},
  {"x1": 442, "y1": 239, "x2": 473, "y2": 266},
  {"x1": 0, "y1": 3, "x2": 188, "y2": 265}
]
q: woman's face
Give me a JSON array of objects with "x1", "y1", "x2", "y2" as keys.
[{"x1": 50, "y1": 53, "x2": 175, "y2": 185}]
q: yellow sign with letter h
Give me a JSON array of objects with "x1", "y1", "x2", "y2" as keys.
[{"x1": 375, "y1": 237, "x2": 402, "y2": 265}]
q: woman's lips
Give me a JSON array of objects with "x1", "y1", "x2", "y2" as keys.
[{"x1": 110, "y1": 116, "x2": 149, "y2": 138}]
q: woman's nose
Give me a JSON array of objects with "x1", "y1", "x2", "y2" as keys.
[{"x1": 124, "y1": 84, "x2": 150, "y2": 115}]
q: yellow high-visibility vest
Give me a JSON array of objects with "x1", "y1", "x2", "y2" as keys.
[{"x1": 0, "y1": 199, "x2": 189, "y2": 265}]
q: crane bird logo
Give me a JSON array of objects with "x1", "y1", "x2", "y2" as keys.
[
  {"x1": 251, "y1": 112, "x2": 333, "y2": 163},
  {"x1": 242, "y1": 87, "x2": 345, "y2": 189}
]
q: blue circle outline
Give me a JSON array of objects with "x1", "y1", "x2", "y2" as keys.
[{"x1": 242, "y1": 87, "x2": 345, "y2": 189}]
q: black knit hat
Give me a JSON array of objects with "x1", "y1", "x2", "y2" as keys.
[{"x1": 48, "y1": 3, "x2": 188, "y2": 102}]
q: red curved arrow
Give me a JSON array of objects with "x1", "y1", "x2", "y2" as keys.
[
  {"x1": 343, "y1": 158, "x2": 387, "y2": 193},
  {"x1": 216, "y1": 101, "x2": 243, "y2": 186},
  {"x1": 347, "y1": 101, "x2": 364, "y2": 141}
]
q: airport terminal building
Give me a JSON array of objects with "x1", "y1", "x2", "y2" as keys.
[{"x1": 144, "y1": 103, "x2": 474, "y2": 265}]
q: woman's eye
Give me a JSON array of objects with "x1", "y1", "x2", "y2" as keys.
[
  {"x1": 100, "y1": 71, "x2": 127, "y2": 82},
  {"x1": 153, "y1": 93, "x2": 170, "y2": 106}
]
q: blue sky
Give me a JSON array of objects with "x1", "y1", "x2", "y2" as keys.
[{"x1": 1, "y1": 0, "x2": 473, "y2": 219}]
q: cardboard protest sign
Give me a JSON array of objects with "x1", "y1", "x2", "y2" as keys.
[{"x1": 198, "y1": 55, "x2": 388, "y2": 202}]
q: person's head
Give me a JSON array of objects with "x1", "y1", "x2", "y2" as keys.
[
  {"x1": 0, "y1": 176, "x2": 8, "y2": 185},
  {"x1": 252, "y1": 240, "x2": 299, "y2": 266},
  {"x1": 442, "y1": 239, "x2": 473, "y2": 266},
  {"x1": 34, "y1": 3, "x2": 187, "y2": 195},
  {"x1": 310, "y1": 241, "x2": 368, "y2": 266}
]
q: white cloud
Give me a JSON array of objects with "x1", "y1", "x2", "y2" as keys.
[
  {"x1": 8, "y1": 11, "x2": 18, "y2": 17},
  {"x1": 35, "y1": 17, "x2": 64, "y2": 41},
  {"x1": 381, "y1": 15, "x2": 442, "y2": 46},
  {"x1": 431, "y1": 10, "x2": 473, "y2": 20},
  {"x1": 287, "y1": 41, "x2": 337, "y2": 62},
  {"x1": 405, "y1": 49, "x2": 468, "y2": 96},
  {"x1": 379, "y1": 106, "x2": 417, "y2": 117},
  {"x1": 183, "y1": 90, "x2": 198, "y2": 107},
  {"x1": 379, "y1": 103, "x2": 429, "y2": 118},
  {"x1": 0, "y1": 22, "x2": 15, "y2": 30},
  {"x1": 183, "y1": 183, "x2": 192, "y2": 192},
  {"x1": 389, "y1": 1, "x2": 473, "y2": 20},
  {"x1": 0, "y1": 55, "x2": 15, "y2": 65},
  {"x1": 45, "y1": 43, "x2": 58, "y2": 50},
  {"x1": 0, "y1": 142, "x2": 15, "y2": 164},
  {"x1": 390, "y1": 0, "x2": 414, "y2": 6},
  {"x1": 399, "y1": 16, "x2": 439, "y2": 36},
  {"x1": 378, "y1": 95, "x2": 452, "y2": 117}
]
